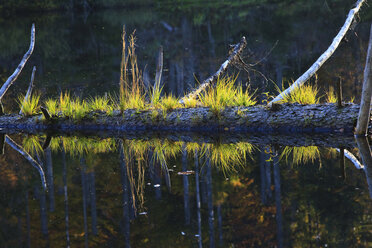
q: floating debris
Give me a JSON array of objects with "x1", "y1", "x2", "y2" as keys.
[
  {"x1": 153, "y1": 184, "x2": 161, "y2": 188},
  {"x1": 177, "y1": 170, "x2": 195, "y2": 175}
]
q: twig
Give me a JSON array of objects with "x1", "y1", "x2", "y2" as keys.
[
  {"x1": 179, "y1": 37, "x2": 247, "y2": 104},
  {"x1": 20, "y1": 66, "x2": 36, "y2": 115},
  {"x1": 0, "y1": 24, "x2": 35, "y2": 100},
  {"x1": 269, "y1": 0, "x2": 366, "y2": 105}
]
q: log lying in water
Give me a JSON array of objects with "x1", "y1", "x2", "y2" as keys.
[{"x1": 0, "y1": 103, "x2": 368, "y2": 134}]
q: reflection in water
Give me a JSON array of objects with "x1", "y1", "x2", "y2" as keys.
[{"x1": 0, "y1": 134, "x2": 371, "y2": 246}]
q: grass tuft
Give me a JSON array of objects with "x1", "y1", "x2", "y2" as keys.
[
  {"x1": 18, "y1": 93, "x2": 41, "y2": 116},
  {"x1": 275, "y1": 82, "x2": 320, "y2": 104},
  {"x1": 325, "y1": 86, "x2": 337, "y2": 103},
  {"x1": 45, "y1": 98, "x2": 58, "y2": 116}
]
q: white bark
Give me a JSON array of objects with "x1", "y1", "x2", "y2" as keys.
[
  {"x1": 355, "y1": 23, "x2": 372, "y2": 136},
  {"x1": 336, "y1": 148, "x2": 364, "y2": 169},
  {"x1": 270, "y1": 0, "x2": 366, "y2": 105},
  {"x1": 0, "y1": 24, "x2": 35, "y2": 100}
]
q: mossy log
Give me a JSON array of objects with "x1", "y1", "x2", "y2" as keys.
[{"x1": 0, "y1": 103, "x2": 369, "y2": 134}]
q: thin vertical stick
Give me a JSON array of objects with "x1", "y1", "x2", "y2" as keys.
[
  {"x1": 355, "y1": 23, "x2": 372, "y2": 136},
  {"x1": 20, "y1": 66, "x2": 36, "y2": 115},
  {"x1": 337, "y1": 78, "x2": 343, "y2": 108}
]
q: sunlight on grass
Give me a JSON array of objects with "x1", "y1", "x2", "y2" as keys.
[
  {"x1": 18, "y1": 93, "x2": 41, "y2": 116},
  {"x1": 325, "y1": 86, "x2": 337, "y2": 103},
  {"x1": 275, "y1": 82, "x2": 320, "y2": 104},
  {"x1": 88, "y1": 95, "x2": 111, "y2": 113},
  {"x1": 199, "y1": 75, "x2": 256, "y2": 116},
  {"x1": 280, "y1": 146, "x2": 320, "y2": 165},
  {"x1": 45, "y1": 98, "x2": 58, "y2": 116}
]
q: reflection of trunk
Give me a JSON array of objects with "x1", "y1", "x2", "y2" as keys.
[
  {"x1": 194, "y1": 150, "x2": 202, "y2": 248},
  {"x1": 119, "y1": 142, "x2": 131, "y2": 248},
  {"x1": 260, "y1": 148, "x2": 272, "y2": 204},
  {"x1": 217, "y1": 205, "x2": 223, "y2": 246},
  {"x1": 205, "y1": 150, "x2": 215, "y2": 248},
  {"x1": 153, "y1": 157, "x2": 162, "y2": 200},
  {"x1": 355, "y1": 137, "x2": 372, "y2": 198},
  {"x1": 45, "y1": 147, "x2": 55, "y2": 212},
  {"x1": 39, "y1": 186, "x2": 49, "y2": 242},
  {"x1": 339, "y1": 148, "x2": 346, "y2": 180},
  {"x1": 26, "y1": 192, "x2": 31, "y2": 248},
  {"x1": 62, "y1": 146, "x2": 70, "y2": 247},
  {"x1": 273, "y1": 154, "x2": 283, "y2": 248},
  {"x1": 80, "y1": 157, "x2": 89, "y2": 248},
  {"x1": 88, "y1": 172, "x2": 98, "y2": 235},
  {"x1": 182, "y1": 147, "x2": 190, "y2": 225}
]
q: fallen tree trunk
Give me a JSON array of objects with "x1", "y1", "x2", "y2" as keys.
[{"x1": 1, "y1": 103, "x2": 368, "y2": 134}]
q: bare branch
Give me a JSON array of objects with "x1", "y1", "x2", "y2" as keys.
[
  {"x1": 0, "y1": 24, "x2": 35, "y2": 100},
  {"x1": 270, "y1": 0, "x2": 366, "y2": 105},
  {"x1": 20, "y1": 66, "x2": 36, "y2": 115}
]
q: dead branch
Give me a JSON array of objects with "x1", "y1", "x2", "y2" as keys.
[
  {"x1": 0, "y1": 24, "x2": 35, "y2": 100},
  {"x1": 269, "y1": 0, "x2": 366, "y2": 105},
  {"x1": 179, "y1": 37, "x2": 247, "y2": 104}
]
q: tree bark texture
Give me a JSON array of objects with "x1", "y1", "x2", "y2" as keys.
[
  {"x1": 355, "y1": 23, "x2": 372, "y2": 136},
  {"x1": 0, "y1": 103, "x2": 366, "y2": 134}
]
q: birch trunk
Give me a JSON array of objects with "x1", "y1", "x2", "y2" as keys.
[
  {"x1": 270, "y1": 0, "x2": 366, "y2": 105},
  {"x1": 355, "y1": 23, "x2": 372, "y2": 136}
]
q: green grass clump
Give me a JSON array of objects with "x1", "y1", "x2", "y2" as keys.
[
  {"x1": 276, "y1": 82, "x2": 320, "y2": 104},
  {"x1": 325, "y1": 86, "x2": 337, "y2": 103},
  {"x1": 18, "y1": 93, "x2": 41, "y2": 116},
  {"x1": 88, "y1": 96, "x2": 111, "y2": 112},
  {"x1": 160, "y1": 95, "x2": 181, "y2": 112},
  {"x1": 199, "y1": 75, "x2": 256, "y2": 116},
  {"x1": 45, "y1": 98, "x2": 58, "y2": 116}
]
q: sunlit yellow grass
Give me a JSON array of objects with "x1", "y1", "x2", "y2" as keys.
[
  {"x1": 18, "y1": 93, "x2": 41, "y2": 116},
  {"x1": 275, "y1": 82, "x2": 320, "y2": 104}
]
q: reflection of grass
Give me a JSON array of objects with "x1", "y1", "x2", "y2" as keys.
[
  {"x1": 18, "y1": 93, "x2": 41, "y2": 116},
  {"x1": 280, "y1": 146, "x2": 320, "y2": 165},
  {"x1": 22, "y1": 135, "x2": 43, "y2": 156},
  {"x1": 203, "y1": 142, "x2": 255, "y2": 174}
]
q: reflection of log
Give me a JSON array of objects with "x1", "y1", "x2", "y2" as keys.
[
  {"x1": 0, "y1": 24, "x2": 35, "y2": 100},
  {"x1": 179, "y1": 37, "x2": 247, "y2": 104},
  {"x1": 0, "y1": 103, "x2": 366, "y2": 135},
  {"x1": 270, "y1": 0, "x2": 366, "y2": 104}
]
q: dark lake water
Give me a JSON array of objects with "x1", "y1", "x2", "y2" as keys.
[
  {"x1": 1, "y1": 134, "x2": 372, "y2": 247},
  {"x1": 1, "y1": 1, "x2": 372, "y2": 247}
]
